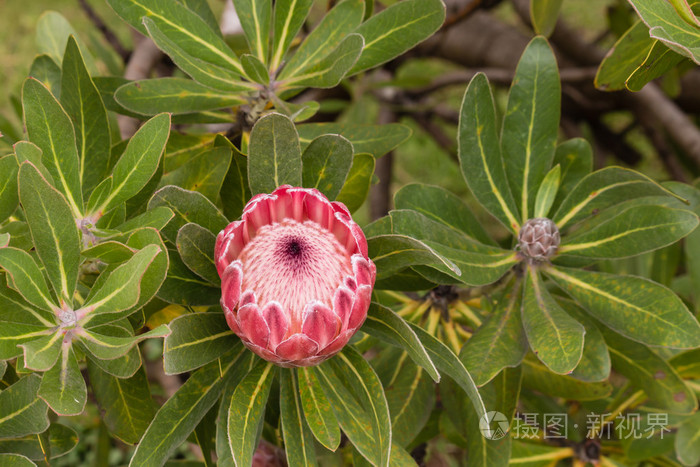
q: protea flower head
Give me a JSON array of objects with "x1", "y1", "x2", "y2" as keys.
[
  {"x1": 518, "y1": 217, "x2": 560, "y2": 262},
  {"x1": 215, "y1": 186, "x2": 376, "y2": 367}
]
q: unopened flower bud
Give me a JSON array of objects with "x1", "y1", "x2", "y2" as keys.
[{"x1": 518, "y1": 218, "x2": 560, "y2": 261}]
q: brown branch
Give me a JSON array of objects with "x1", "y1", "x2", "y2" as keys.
[
  {"x1": 628, "y1": 85, "x2": 700, "y2": 168},
  {"x1": 637, "y1": 111, "x2": 689, "y2": 182},
  {"x1": 78, "y1": 0, "x2": 129, "y2": 61},
  {"x1": 442, "y1": 0, "x2": 484, "y2": 30}
]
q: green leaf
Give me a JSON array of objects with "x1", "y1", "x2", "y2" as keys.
[
  {"x1": 13, "y1": 141, "x2": 52, "y2": 182},
  {"x1": 0, "y1": 275, "x2": 56, "y2": 330},
  {"x1": 558, "y1": 205, "x2": 698, "y2": 259},
  {"x1": 630, "y1": 0, "x2": 700, "y2": 64},
  {"x1": 214, "y1": 352, "x2": 259, "y2": 466},
  {"x1": 301, "y1": 134, "x2": 353, "y2": 200},
  {"x1": 373, "y1": 347, "x2": 435, "y2": 448},
  {"x1": 19, "y1": 332, "x2": 63, "y2": 371},
  {"x1": 502, "y1": 36, "x2": 560, "y2": 222},
  {"x1": 368, "y1": 210, "x2": 516, "y2": 286},
  {"x1": 78, "y1": 324, "x2": 170, "y2": 360},
  {"x1": 124, "y1": 228, "x2": 169, "y2": 314},
  {"x1": 415, "y1": 242, "x2": 517, "y2": 287},
  {"x1": 87, "y1": 362, "x2": 156, "y2": 444},
  {"x1": 600, "y1": 325, "x2": 696, "y2": 414},
  {"x1": 0, "y1": 155, "x2": 19, "y2": 222},
  {"x1": 279, "y1": 0, "x2": 364, "y2": 80},
  {"x1": 394, "y1": 183, "x2": 495, "y2": 246},
  {"x1": 530, "y1": 0, "x2": 563, "y2": 36},
  {"x1": 279, "y1": 369, "x2": 318, "y2": 467},
  {"x1": 533, "y1": 165, "x2": 560, "y2": 218},
  {"x1": 22, "y1": 78, "x2": 82, "y2": 215},
  {"x1": 0, "y1": 247, "x2": 57, "y2": 316},
  {"x1": 676, "y1": 412, "x2": 700, "y2": 466},
  {"x1": 115, "y1": 78, "x2": 245, "y2": 116},
  {"x1": 670, "y1": 0, "x2": 700, "y2": 26},
  {"x1": 270, "y1": 0, "x2": 314, "y2": 70},
  {"x1": 79, "y1": 244, "x2": 162, "y2": 323},
  {"x1": 556, "y1": 299, "x2": 611, "y2": 383},
  {"x1": 114, "y1": 206, "x2": 175, "y2": 234},
  {"x1": 241, "y1": 54, "x2": 270, "y2": 85},
  {"x1": 163, "y1": 313, "x2": 238, "y2": 374},
  {"x1": 458, "y1": 73, "x2": 520, "y2": 233},
  {"x1": 18, "y1": 163, "x2": 80, "y2": 306},
  {"x1": 0, "y1": 454, "x2": 36, "y2": 467},
  {"x1": 142, "y1": 17, "x2": 255, "y2": 94},
  {"x1": 61, "y1": 36, "x2": 111, "y2": 196},
  {"x1": 0, "y1": 423, "x2": 78, "y2": 461},
  {"x1": 81, "y1": 241, "x2": 135, "y2": 264},
  {"x1": 298, "y1": 122, "x2": 410, "y2": 159},
  {"x1": 550, "y1": 138, "x2": 592, "y2": 212},
  {"x1": 336, "y1": 153, "x2": 375, "y2": 212},
  {"x1": 161, "y1": 146, "x2": 232, "y2": 203},
  {"x1": 233, "y1": 0, "x2": 272, "y2": 64},
  {"x1": 297, "y1": 366, "x2": 341, "y2": 451},
  {"x1": 316, "y1": 349, "x2": 392, "y2": 466},
  {"x1": 0, "y1": 323, "x2": 51, "y2": 360},
  {"x1": 369, "y1": 210, "x2": 498, "y2": 254},
  {"x1": 106, "y1": 0, "x2": 244, "y2": 73},
  {"x1": 176, "y1": 223, "x2": 220, "y2": 285},
  {"x1": 546, "y1": 265, "x2": 700, "y2": 348},
  {"x1": 626, "y1": 40, "x2": 686, "y2": 91},
  {"x1": 29, "y1": 54, "x2": 62, "y2": 100},
  {"x1": 228, "y1": 360, "x2": 275, "y2": 467},
  {"x1": 148, "y1": 185, "x2": 229, "y2": 242},
  {"x1": 362, "y1": 302, "x2": 439, "y2": 382},
  {"x1": 157, "y1": 251, "x2": 222, "y2": 306},
  {"x1": 0, "y1": 375, "x2": 49, "y2": 438},
  {"x1": 38, "y1": 342, "x2": 87, "y2": 416},
  {"x1": 35, "y1": 11, "x2": 96, "y2": 73},
  {"x1": 552, "y1": 167, "x2": 682, "y2": 229},
  {"x1": 85, "y1": 344, "x2": 143, "y2": 379},
  {"x1": 460, "y1": 279, "x2": 528, "y2": 386},
  {"x1": 521, "y1": 359, "x2": 612, "y2": 400},
  {"x1": 442, "y1": 368, "x2": 521, "y2": 467},
  {"x1": 220, "y1": 141, "x2": 251, "y2": 220},
  {"x1": 409, "y1": 323, "x2": 488, "y2": 433},
  {"x1": 350, "y1": 0, "x2": 445, "y2": 75},
  {"x1": 595, "y1": 21, "x2": 655, "y2": 91},
  {"x1": 522, "y1": 266, "x2": 584, "y2": 374},
  {"x1": 368, "y1": 234, "x2": 460, "y2": 280},
  {"x1": 129, "y1": 353, "x2": 244, "y2": 466},
  {"x1": 280, "y1": 34, "x2": 364, "y2": 89},
  {"x1": 248, "y1": 113, "x2": 302, "y2": 194},
  {"x1": 95, "y1": 113, "x2": 170, "y2": 214}
]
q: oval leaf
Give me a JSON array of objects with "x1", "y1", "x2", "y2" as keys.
[
  {"x1": 546, "y1": 265, "x2": 700, "y2": 348},
  {"x1": 248, "y1": 113, "x2": 302, "y2": 194}
]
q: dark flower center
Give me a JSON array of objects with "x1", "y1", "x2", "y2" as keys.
[{"x1": 284, "y1": 237, "x2": 304, "y2": 258}]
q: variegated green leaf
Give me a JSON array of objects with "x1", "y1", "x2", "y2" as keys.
[
  {"x1": 37, "y1": 342, "x2": 86, "y2": 416},
  {"x1": 502, "y1": 36, "x2": 560, "y2": 222},
  {"x1": 279, "y1": 369, "x2": 318, "y2": 467},
  {"x1": 18, "y1": 163, "x2": 80, "y2": 306},
  {"x1": 546, "y1": 265, "x2": 700, "y2": 348},
  {"x1": 458, "y1": 73, "x2": 520, "y2": 233},
  {"x1": 228, "y1": 360, "x2": 275, "y2": 467}
]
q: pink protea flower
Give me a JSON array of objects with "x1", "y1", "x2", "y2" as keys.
[{"x1": 215, "y1": 186, "x2": 376, "y2": 367}]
